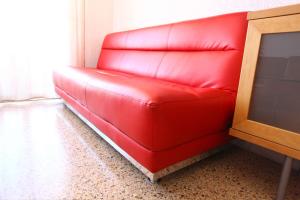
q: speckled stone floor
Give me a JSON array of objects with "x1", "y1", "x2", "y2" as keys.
[{"x1": 0, "y1": 100, "x2": 299, "y2": 200}]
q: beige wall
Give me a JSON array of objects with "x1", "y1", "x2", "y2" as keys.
[{"x1": 84, "y1": 0, "x2": 113, "y2": 67}]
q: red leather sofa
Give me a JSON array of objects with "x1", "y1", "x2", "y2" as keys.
[{"x1": 53, "y1": 12, "x2": 248, "y2": 181}]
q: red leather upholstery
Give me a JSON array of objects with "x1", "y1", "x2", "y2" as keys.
[
  {"x1": 53, "y1": 12, "x2": 248, "y2": 172},
  {"x1": 85, "y1": 69, "x2": 235, "y2": 151},
  {"x1": 55, "y1": 86, "x2": 230, "y2": 172},
  {"x1": 98, "y1": 12, "x2": 248, "y2": 91},
  {"x1": 53, "y1": 67, "x2": 98, "y2": 106}
]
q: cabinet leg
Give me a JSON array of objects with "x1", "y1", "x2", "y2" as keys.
[{"x1": 276, "y1": 156, "x2": 293, "y2": 200}]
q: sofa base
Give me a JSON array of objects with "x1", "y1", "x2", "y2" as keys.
[{"x1": 64, "y1": 101, "x2": 228, "y2": 182}]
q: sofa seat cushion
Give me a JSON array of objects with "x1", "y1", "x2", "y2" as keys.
[
  {"x1": 53, "y1": 67, "x2": 99, "y2": 106},
  {"x1": 84, "y1": 68, "x2": 236, "y2": 151}
]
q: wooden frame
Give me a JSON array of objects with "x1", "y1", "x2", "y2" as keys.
[
  {"x1": 247, "y1": 4, "x2": 300, "y2": 20},
  {"x1": 230, "y1": 7, "x2": 300, "y2": 160}
]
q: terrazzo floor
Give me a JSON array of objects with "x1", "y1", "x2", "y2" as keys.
[{"x1": 0, "y1": 100, "x2": 299, "y2": 200}]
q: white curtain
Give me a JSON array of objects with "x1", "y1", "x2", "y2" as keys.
[{"x1": 0, "y1": 0, "x2": 85, "y2": 101}]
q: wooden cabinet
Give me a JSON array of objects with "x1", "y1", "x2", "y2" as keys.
[
  {"x1": 230, "y1": 4, "x2": 300, "y2": 160},
  {"x1": 229, "y1": 4, "x2": 300, "y2": 200}
]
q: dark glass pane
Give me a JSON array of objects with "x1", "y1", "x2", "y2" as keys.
[{"x1": 248, "y1": 32, "x2": 300, "y2": 133}]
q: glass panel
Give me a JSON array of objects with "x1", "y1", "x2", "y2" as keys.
[{"x1": 248, "y1": 32, "x2": 300, "y2": 133}]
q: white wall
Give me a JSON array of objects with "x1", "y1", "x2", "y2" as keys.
[
  {"x1": 84, "y1": 0, "x2": 113, "y2": 67},
  {"x1": 84, "y1": 0, "x2": 300, "y2": 66},
  {"x1": 113, "y1": 0, "x2": 300, "y2": 32}
]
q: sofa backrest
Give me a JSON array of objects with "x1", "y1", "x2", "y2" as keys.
[{"x1": 97, "y1": 12, "x2": 248, "y2": 92}]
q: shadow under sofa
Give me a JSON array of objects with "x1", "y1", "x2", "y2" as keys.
[{"x1": 53, "y1": 12, "x2": 248, "y2": 182}]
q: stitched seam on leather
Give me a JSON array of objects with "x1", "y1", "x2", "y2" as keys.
[
  {"x1": 151, "y1": 93, "x2": 234, "y2": 106},
  {"x1": 151, "y1": 106, "x2": 155, "y2": 150},
  {"x1": 86, "y1": 73, "x2": 235, "y2": 106},
  {"x1": 95, "y1": 68, "x2": 238, "y2": 93},
  {"x1": 85, "y1": 81, "x2": 233, "y2": 110},
  {"x1": 153, "y1": 24, "x2": 173, "y2": 79},
  {"x1": 153, "y1": 53, "x2": 166, "y2": 79},
  {"x1": 166, "y1": 23, "x2": 173, "y2": 50},
  {"x1": 101, "y1": 48, "x2": 238, "y2": 52},
  {"x1": 55, "y1": 83, "x2": 85, "y2": 106},
  {"x1": 56, "y1": 86, "x2": 87, "y2": 107},
  {"x1": 151, "y1": 130, "x2": 228, "y2": 153}
]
